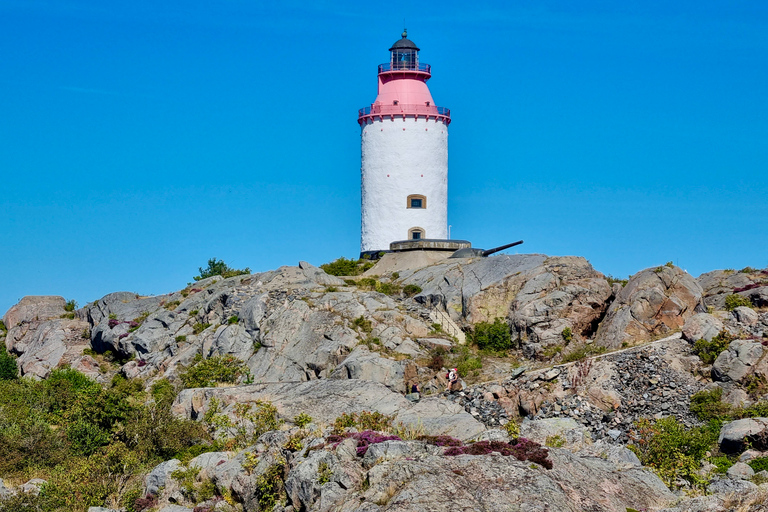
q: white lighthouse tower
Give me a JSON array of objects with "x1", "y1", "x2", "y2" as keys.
[{"x1": 358, "y1": 31, "x2": 451, "y2": 256}]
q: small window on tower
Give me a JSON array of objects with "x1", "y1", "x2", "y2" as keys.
[
  {"x1": 407, "y1": 194, "x2": 426, "y2": 209},
  {"x1": 408, "y1": 227, "x2": 425, "y2": 240}
]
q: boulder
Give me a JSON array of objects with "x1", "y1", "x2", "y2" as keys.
[
  {"x1": 698, "y1": 268, "x2": 768, "y2": 310},
  {"x1": 329, "y1": 346, "x2": 407, "y2": 392},
  {"x1": 711, "y1": 339, "x2": 766, "y2": 383},
  {"x1": 718, "y1": 418, "x2": 768, "y2": 453},
  {"x1": 726, "y1": 461, "x2": 755, "y2": 479},
  {"x1": 733, "y1": 306, "x2": 759, "y2": 326},
  {"x1": 596, "y1": 265, "x2": 704, "y2": 349},
  {"x1": 145, "y1": 459, "x2": 182, "y2": 496},
  {"x1": 520, "y1": 417, "x2": 592, "y2": 451},
  {"x1": 706, "y1": 477, "x2": 758, "y2": 495},
  {"x1": 3, "y1": 295, "x2": 66, "y2": 330},
  {"x1": 206, "y1": 324, "x2": 254, "y2": 360},
  {"x1": 15, "y1": 318, "x2": 90, "y2": 379},
  {"x1": 682, "y1": 313, "x2": 724, "y2": 343},
  {"x1": 298, "y1": 260, "x2": 345, "y2": 287}
]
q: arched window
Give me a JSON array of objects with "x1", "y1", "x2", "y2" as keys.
[
  {"x1": 407, "y1": 194, "x2": 426, "y2": 209},
  {"x1": 408, "y1": 227, "x2": 425, "y2": 240}
]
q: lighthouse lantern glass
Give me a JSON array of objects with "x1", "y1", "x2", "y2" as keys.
[{"x1": 391, "y1": 49, "x2": 418, "y2": 70}]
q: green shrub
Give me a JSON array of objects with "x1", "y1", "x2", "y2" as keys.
[
  {"x1": 741, "y1": 266, "x2": 758, "y2": 274},
  {"x1": 317, "y1": 461, "x2": 333, "y2": 484},
  {"x1": 227, "y1": 315, "x2": 239, "y2": 325},
  {"x1": 0, "y1": 347, "x2": 18, "y2": 380},
  {"x1": 748, "y1": 456, "x2": 768, "y2": 473},
  {"x1": 356, "y1": 277, "x2": 378, "y2": 290},
  {"x1": 204, "y1": 398, "x2": 282, "y2": 449},
  {"x1": 561, "y1": 327, "x2": 573, "y2": 343},
  {"x1": 164, "y1": 300, "x2": 181, "y2": 311},
  {"x1": 403, "y1": 284, "x2": 422, "y2": 297},
  {"x1": 175, "y1": 335, "x2": 187, "y2": 342},
  {"x1": 256, "y1": 460, "x2": 286, "y2": 510},
  {"x1": 665, "y1": 261, "x2": 674, "y2": 268},
  {"x1": 192, "y1": 322, "x2": 212, "y2": 334},
  {"x1": 375, "y1": 281, "x2": 402, "y2": 295},
  {"x1": 606, "y1": 275, "x2": 628, "y2": 287},
  {"x1": 710, "y1": 455, "x2": 734, "y2": 474},
  {"x1": 472, "y1": 318, "x2": 512, "y2": 351},
  {"x1": 332, "y1": 410, "x2": 394, "y2": 434},
  {"x1": 180, "y1": 354, "x2": 250, "y2": 388},
  {"x1": 690, "y1": 387, "x2": 733, "y2": 421},
  {"x1": 628, "y1": 417, "x2": 719, "y2": 488},
  {"x1": 725, "y1": 294, "x2": 753, "y2": 311},
  {"x1": 320, "y1": 257, "x2": 374, "y2": 276},
  {"x1": 391, "y1": 272, "x2": 400, "y2": 280},
  {"x1": 352, "y1": 315, "x2": 373, "y2": 333},
  {"x1": 693, "y1": 330, "x2": 733, "y2": 364},
  {"x1": 64, "y1": 299, "x2": 78, "y2": 312},
  {"x1": 294, "y1": 412, "x2": 313, "y2": 428},
  {"x1": 0, "y1": 320, "x2": 6, "y2": 333},
  {"x1": 450, "y1": 346, "x2": 483, "y2": 377},
  {"x1": 194, "y1": 258, "x2": 250, "y2": 281}
]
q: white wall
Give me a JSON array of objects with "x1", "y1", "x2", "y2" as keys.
[{"x1": 361, "y1": 116, "x2": 448, "y2": 252}]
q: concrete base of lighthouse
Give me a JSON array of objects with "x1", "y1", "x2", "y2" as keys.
[{"x1": 360, "y1": 239, "x2": 470, "y2": 260}]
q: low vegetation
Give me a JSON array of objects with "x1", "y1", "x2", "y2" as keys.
[
  {"x1": 725, "y1": 294, "x2": 753, "y2": 311},
  {"x1": 471, "y1": 318, "x2": 513, "y2": 352},
  {"x1": 179, "y1": 354, "x2": 251, "y2": 388},
  {"x1": 194, "y1": 257, "x2": 251, "y2": 281},
  {"x1": 692, "y1": 330, "x2": 733, "y2": 364},
  {"x1": 320, "y1": 257, "x2": 375, "y2": 276},
  {"x1": 0, "y1": 369, "x2": 210, "y2": 511}
]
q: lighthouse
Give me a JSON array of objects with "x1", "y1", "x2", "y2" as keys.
[{"x1": 358, "y1": 31, "x2": 451, "y2": 256}]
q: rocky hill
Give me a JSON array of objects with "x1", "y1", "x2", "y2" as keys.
[{"x1": 1, "y1": 254, "x2": 768, "y2": 511}]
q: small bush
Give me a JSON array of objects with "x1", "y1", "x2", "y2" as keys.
[
  {"x1": 375, "y1": 281, "x2": 401, "y2": 296},
  {"x1": 325, "y1": 286, "x2": 338, "y2": 292},
  {"x1": 227, "y1": 315, "x2": 239, "y2": 325},
  {"x1": 255, "y1": 460, "x2": 286, "y2": 510},
  {"x1": 64, "y1": 299, "x2": 77, "y2": 312},
  {"x1": 690, "y1": 387, "x2": 733, "y2": 421},
  {"x1": 472, "y1": 318, "x2": 512, "y2": 352},
  {"x1": 561, "y1": 327, "x2": 573, "y2": 343},
  {"x1": 176, "y1": 335, "x2": 187, "y2": 342},
  {"x1": 352, "y1": 315, "x2": 373, "y2": 333},
  {"x1": 194, "y1": 257, "x2": 250, "y2": 281},
  {"x1": 665, "y1": 261, "x2": 674, "y2": 268},
  {"x1": 711, "y1": 455, "x2": 734, "y2": 474},
  {"x1": 545, "y1": 435, "x2": 566, "y2": 448},
  {"x1": 725, "y1": 294, "x2": 753, "y2": 311},
  {"x1": 693, "y1": 330, "x2": 733, "y2": 364},
  {"x1": 356, "y1": 277, "x2": 378, "y2": 290},
  {"x1": 180, "y1": 354, "x2": 250, "y2": 388},
  {"x1": 606, "y1": 275, "x2": 628, "y2": 287},
  {"x1": 628, "y1": 417, "x2": 719, "y2": 488},
  {"x1": 503, "y1": 420, "x2": 520, "y2": 438},
  {"x1": 391, "y1": 272, "x2": 400, "y2": 280},
  {"x1": 741, "y1": 266, "x2": 758, "y2": 274},
  {"x1": 317, "y1": 461, "x2": 333, "y2": 484},
  {"x1": 204, "y1": 398, "x2": 282, "y2": 449},
  {"x1": 403, "y1": 284, "x2": 422, "y2": 297},
  {"x1": 320, "y1": 257, "x2": 374, "y2": 276},
  {"x1": 164, "y1": 300, "x2": 181, "y2": 311},
  {"x1": 332, "y1": 411, "x2": 394, "y2": 434},
  {"x1": 748, "y1": 456, "x2": 768, "y2": 473},
  {"x1": 193, "y1": 322, "x2": 212, "y2": 335},
  {"x1": 294, "y1": 412, "x2": 313, "y2": 428},
  {"x1": 0, "y1": 347, "x2": 18, "y2": 380}
]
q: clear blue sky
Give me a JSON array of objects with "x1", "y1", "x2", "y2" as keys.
[{"x1": 1, "y1": 1, "x2": 767, "y2": 315}]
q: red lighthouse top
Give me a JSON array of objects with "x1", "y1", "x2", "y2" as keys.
[{"x1": 358, "y1": 30, "x2": 451, "y2": 126}]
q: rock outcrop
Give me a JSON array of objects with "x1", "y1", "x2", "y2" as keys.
[{"x1": 595, "y1": 265, "x2": 704, "y2": 349}]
